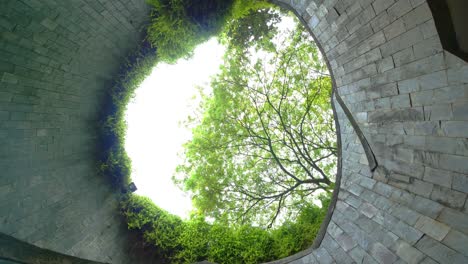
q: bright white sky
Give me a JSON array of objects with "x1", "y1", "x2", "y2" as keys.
[
  {"x1": 125, "y1": 38, "x2": 226, "y2": 219},
  {"x1": 125, "y1": 16, "x2": 296, "y2": 219}
]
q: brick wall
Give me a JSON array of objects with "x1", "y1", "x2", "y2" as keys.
[
  {"x1": 273, "y1": 0, "x2": 468, "y2": 263},
  {"x1": 0, "y1": 0, "x2": 152, "y2": 263}
]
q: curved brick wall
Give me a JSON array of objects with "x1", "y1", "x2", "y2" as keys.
[
  {"x1": 0, "y1": 0, "x2": 153, "y2": 263},
  {"x1": 274, "y1": 0, "x2": 468, "y2": 263},
  {"x1": 1, "y1": 0, "x2": 467, "y2": 263}
]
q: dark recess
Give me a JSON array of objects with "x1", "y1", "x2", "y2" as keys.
[{"x1": 427, "y1": 0, "x2": 468, "y2": 62}]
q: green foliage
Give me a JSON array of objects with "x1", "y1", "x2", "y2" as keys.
[
  {"x1": 99, "y1": 41, "x2": 158, "y2": 188},
  {"x1": 176, "y1": 20, "x2": 336, "y2": 227},
  {"x1": 146, "y1": 0, "x2": 274, "y2": 63},
  {"x1": 146, "y1": 0, "x2": 234, "y2": 63},
  {"x1": 121, "y1": 193, "x2": 331, "y2": 263}
]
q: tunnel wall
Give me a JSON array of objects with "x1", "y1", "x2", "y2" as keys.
[
  {"x1": 0, "y1": 0, "x2": 152, "y2": 263},
  {"x1": 275, "y1": 0, "x2": 468, "y2": 263},
  {"x1": 1, "y1": 0, "x2": 468, "y2": 263}
]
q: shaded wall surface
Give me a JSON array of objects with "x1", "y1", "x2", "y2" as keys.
[
  {"x1": 1, "y1": 0, "x2": 468, "y2": 263},
  {"x1": 275, "y1": 0, "x2": 468, "y2": 263},
  {"x1": 0, "y1": 0, "x2": 153, "y2": 263}
]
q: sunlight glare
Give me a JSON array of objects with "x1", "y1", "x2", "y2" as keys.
[{"x1": 125, "y1": 38, "x2": 225, "y2": 219}]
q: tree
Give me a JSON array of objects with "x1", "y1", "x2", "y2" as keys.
[{"x1": 175, "y1": 18, "x2": 337, "y2": 227}]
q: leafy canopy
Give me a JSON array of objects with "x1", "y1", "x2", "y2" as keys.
[{"x1": 175, "y1": 17, "x2": 336, "y2": 227}]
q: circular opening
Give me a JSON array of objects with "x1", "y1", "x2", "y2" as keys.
[{"x1": 99, "y1": 1, "x2": 340, "y2": 263}]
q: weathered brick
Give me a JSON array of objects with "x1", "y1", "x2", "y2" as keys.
[
  {"x1": 312, "y1": 247, "x2": 334, "y2": 264},
  {"x1": 402, "y1": 3, "x2": 432, "y2": 30},
  {"x1": 416, "y1": 235, "x2": 468, "y2": 263},
  {"x1": 2, "y1": 73, "x2": 18, "y2": 84},
  {"x1": 370, "y1": 242, "x2": 398, "y2": 264},
  {"x1": 336, "y1": 231, "x2": 357, "y2": 252},
  {"x1": 415, "y1": 216, "x2": 450, "y2": 241},
  {"x1": 392, "y1": 47, "x2": 415, "y2": 67},
  {"x1": 349, "y1": 246, "x2": 377, "y2": 263},
  {"x1": 452, "y1": 102, "x2": 468, "y2": 121},
  {"x1": 424, "y1": 166, "x2": 452, "y2": 188},
  {"x1": 372, "y1": 0, "x2": 396, "y2": 15},
  {"x1": 413, "y1": 35, "x2": 443, "y2": 60},
  {"x1": 437, "y1": 208, "x2": 468, "y2": 235},
  {"x1": 360, "y1": 202, "x2": 379, "y2": 218},
  {"x1": 383, "y1": 19, "x2": 406, "y2": 40},
  {"x1": 431, "y1": 185, "x2": 467, "y2": 209},
  {"x1": 395, "y1": 240, "x2": 425, "y2": 264},
  {"x1": 423, "y1": 104, "x2": 452, "y2": 121},
  {"x1": 442, "y1": 229, "x2": 468, "y2": 256},
  {"x1": 380, "y1": 27, "x2": 423, "y2": 57},
  {"x1": 452, "y1": 172, "x2": 468, "y2": 194},
  {"x1": 442, "y1": 121, "x2": 468, "y2": 138}
]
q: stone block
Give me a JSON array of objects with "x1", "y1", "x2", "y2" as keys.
[
  {"x1": 452, "y1": 102, "x2": 468, "y2": 121},
  {"x1": 374, "y1": 97, "x2": 391, "y2": 110},
  {"x1": 411, "y1": 195, "x2": 443, "y2": 219},
  {"x1": 369, "y1": 83, "x2": 400, "y2": 100},
  {"x1": 388, "y1": 0, "x2": 413, "y2": 20},
  {"x1": 380, "y1": 27, "x2": 423, "y2": 57},
  {"x1": 377, "y1": 56, "x2": 395, "y2": 73},
  {"x1": 442, "y1": 121, "x2": 468, "y2": 138},
  {"x1": 430, "y1": 185, "x2": 467, "y2": 210},
  {"x1": 415, "y1": 215, "x2": 450, "y2": 241},
  {"x1": 440, "y1": 154, "x2": 468, "y2": 174},
  {"x1": 395, "y1": 240, "x2": 425, "y2": 264},
  {"x1": 413, "y1": 35, "x2": 443, "y2": 60},
  {"x1": 402, "y1": 3, "x2": 432, "y2": 30},
  {"x1": 410, "y1": 90, "x2": 433, "y2": 106},
  {"x1": 414, "y1": 150, "x2": 441, "y2": 169},
  {"x1": 447, "y1": 64, "x2": 468, "y2": 85},
  {"x1": 418, "y1": 70, "x2": 448, "y2": 91},
  {"x1": 398, "y1": 79, "x2": 420, "y2": 94},
  {"x1": 383, "y1": 19, "x2": 406, "y2": 41},
  {"x1": 389, "y1": 173, "x2": 412, "y2": 183},
  {"x1": 349, "y1": 183, "x2": 364, "y2": 196},
  {"x1": 389, "y1": 204, "x2": 421, "y2": 226},
  {"x1": 346, "y1": 193, "x2": 363, "y2": 209},
  {"x1": 329, "y1": 246, "x2": 355, "y2": 264},
  {"x1": 392, "y1": 47, "x2": 415, "y2": 67},
  {"x1": 384, "y1": 213, "x2": 423, "y2": 245},
  {"x1": 2, "y1": 73, "x2": 18, "y2": 84},
  {"x1": 336, "y1": 232, "x2": 357, "y2": 252},
  {"x1": 368, "y1": 108, "x2": 424, "y2": 123},
  {"x1": 424, "y1": 104, "x2": 453, "y2": 121},
  {"x1": 373, "y1": 182, "x2": 393, "y2": 198},
  {"x1": 416, "y1": 235, "x2": 468, "y2": 263},
  {"x1": 349, "y1": 246, "x2": 377, "y2": 264},
  {"x1": 437, "y1": 208, "x2": 468, "y2": 235},
  {"x1": 40, "y1": 18, "x2": 58, "y2": 31},
  {"x1": 394, "y1": 147, "x2": 415, "y2": 163},
  {"x1": 327, "y1": 221, "x2": 344, "y2": 239},
  {"x1": 390, "y1": 94, "x2": 411, "y2": 108},
  {"x1": 312, "y1": 247, "x2": 334, "y2": 264},
  {"x1": 452, "y1": 172, "x2": 468, "y2": 194},
  {"x1": 408, "y1": 179, "x2": 433, "y2": 198},
  {"x1": 372, "y1": 0, "x2": 396, "y2": 15},
  {"x1": 370, "y1": 242, "x2": 398, "y2": 264},
  {"x1": 360, "y1": 202, "x2": 379, "y2": 218},
  {"x1": 359, "y1": 176, "x2": 377, "y2": 189},
  {"x1": 424, "y1": 166, "x2": 452, "y2": 188},
  {"x1": 442, "y1": 229, "x2": 468, "y2": 256}
]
